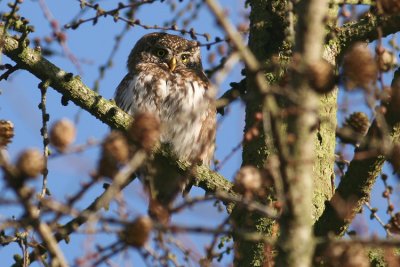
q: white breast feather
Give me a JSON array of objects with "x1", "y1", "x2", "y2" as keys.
[{"x1": 123, "y1": 72, "x2": 210, "y2": 160}]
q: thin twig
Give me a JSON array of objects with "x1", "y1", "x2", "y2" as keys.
[
  {"x1": 22, "y1": 149, "x2": 147, "y2": 265},
  {"x1": 365, "y1": 202, "x2": 392, "y2": 237},
  {"x1": 38, "y1": 81, "x2": 50, "y2": 204},
  {"x1": 0, "y1": 150, "x2": 69, "y2": 267},
  {"x1": 38, "y1": 0, "x2": 82, "y2": 73}
]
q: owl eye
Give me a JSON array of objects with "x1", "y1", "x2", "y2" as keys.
[
  {"x1": 181, "y1": 54, "x2": 190, "y2": 63},
  {"x1": 156, "y1": 49, "x2": 167, "y2": 58}
]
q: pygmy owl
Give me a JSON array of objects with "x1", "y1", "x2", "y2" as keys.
[{"x1": 114, "y1": 32, "x2": 216, "y2": 217}]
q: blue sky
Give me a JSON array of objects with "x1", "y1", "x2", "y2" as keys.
[
  {"x1": 0, "y1": 0, "x2": 399, "y2": 266},
  {"x1": 0, "y1": 1, "x2": 245, "y2": 266}
]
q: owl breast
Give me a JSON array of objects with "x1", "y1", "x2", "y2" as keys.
[{"x1": 115, "y1": 64, "x2": 215, "y2": 163}]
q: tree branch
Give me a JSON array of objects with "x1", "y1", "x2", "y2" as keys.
[
  {"x1": 315, "y1": 66, "x2": 400, "y2": 237},
  {"x1": 313, "y1": 7, "x2": 400, "y2": 240},
  {"x1": 275, "y1": 0, "x2": 328, "y2": 266},
  {"x1": 0, "y1": 29, "x2": 233, "y2": 196},
  {"x1": 21, "y1": 149, "x2": 147, "y2": 265},
  {"x1": 0, "y1": 150, "x2": 69, "y2": 267},
  {"x1": 332, "y1": 14, "x2": 400, "y2": 56},
  {"x1": 0, "y1": 28, "x2": 236, "y2": 265},
  {"x1": 16, "y1": 148, "x2": 236, "y2": 266},
  {"x1": 315, "y1": 120, "x2": 400, "y2": 237},
  {"x1": 1, "y1": 28, "x2": 132, "y2": 131}
]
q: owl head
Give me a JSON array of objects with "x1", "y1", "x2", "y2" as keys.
[{"x1": 127, "y1": 32, "x2": 204, "y2": 74}]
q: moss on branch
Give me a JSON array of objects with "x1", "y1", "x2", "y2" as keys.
[
  {"x1": 1, "y1": 30, "x2": 132, "y2": 131},
  {"x1": 1, "y1": 27, "x2": 237, "y2": 266},
  {"x1": 0, "y1": 30, "x2": 233, "y2": 195},
  {"x1": 315, "y1": 120, "x2": 400, "y2": 237},
  {"x1": 331, "y1": 14, "x2": 400, "y2": 56}
]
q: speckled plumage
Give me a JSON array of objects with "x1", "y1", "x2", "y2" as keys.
[{"x1": 114, "y1": 32, "x2": 216, "y2": 212}]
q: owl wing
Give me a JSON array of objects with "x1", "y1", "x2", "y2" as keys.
[
  {"x1": 114, "y1": 72, "x2": 137, "y2": 114},
  {"x1": 182, "y1": 102, "x2": 216, "y2": 196},
  {"x1": 198, "y1": 105, "x2": 216, "y2": 165},
  {"x1": 196, "y1": 71, "x2": 216, "y2": 165},
  {"x1": 114, "y1": 70, "x2": 216, "y2": 163}
]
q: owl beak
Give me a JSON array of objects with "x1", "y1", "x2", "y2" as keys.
[{"x1": 168, "y1": 56, "x2": 177, "y2": 72}]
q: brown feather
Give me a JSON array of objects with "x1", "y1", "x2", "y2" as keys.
[{"x1": 114, "y1": 32, "x2": 216, "y2": 221}]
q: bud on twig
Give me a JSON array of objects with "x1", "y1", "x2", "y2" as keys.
[
  {"x1": 344, "y1": 112, "x2": 370, "y2": 136},
  {"x1": 49, "y1": 119, "x2": 76, "y2": 152},
  {"x1": 120, "y1": 216, "x2": 153, "y2": 247},
  {"x1": 307, "y1": 59, "x2": 336, "y2": 94},
  {"x1": 337, "y1": 112, "x2": 370, "y2": 145},
  {"x1": 233, "y1": 166, "x2": 263, "y2": 198},
  {"x1": 0, "y1": 120, "x2": 14, "y2": 147},
  {"x1": 16, "y1": 148, "x2": 45, "y2": 178},
  {"x1": 343, "y1": 42, "x2": 377, "y2": 90},
  {"x1": 376, "y1": 50, "x2": 396, "y2": 72},
  {"x1": 128, "y1": 113, "x2": 161, "y2": 152},
  {"x1": 102, "y1": 131, "x2": 130, "y2": 164}
]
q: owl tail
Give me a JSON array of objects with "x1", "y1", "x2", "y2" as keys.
[{"x1": 144, "y1": 153, "x2": 188, "y2": 224}]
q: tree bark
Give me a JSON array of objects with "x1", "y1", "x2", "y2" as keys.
[{"x1": 233, "y1": 1, "x2": 337, "y2": 265}]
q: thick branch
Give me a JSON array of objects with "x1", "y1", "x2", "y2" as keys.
[
  {"x1": 0, "y1": 29, "x2": 236, "y2": 265},
  {"x1": 1, "y1": 29, "x2": 132, "y2": 131},
  {"x1": 315, "y1": 68, "x2": 400, "y2": 237},
  {"x1": 275, "y1": 0, "x2": 328, "y2": 266},
  {"x1": 0, "y1": 30, "x2": 232, "y2": 196},
  {"x1": 313, "y1": 6, "x2": 400, "y2": 241},
  {"x1": 332, "y1": 14, "x2": 400, "y2": 56},
  {"x1": 314, "y1": 120, "x2": 400, "y2": 237}
]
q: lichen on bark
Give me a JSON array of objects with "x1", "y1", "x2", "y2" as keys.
[{"x1": 233, "y1": 1, "x2": 337, "y2": 265}]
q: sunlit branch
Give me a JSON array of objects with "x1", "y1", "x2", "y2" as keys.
[
  {"x1": 0, "y1": 150, "x2": 69, "y2": 267},
  {"x1": 332, "y1": 14, "x2": 400, "y2": 56},
  {"x1": 0, "y1": 29, "x2": 233, "y2": 196}
]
